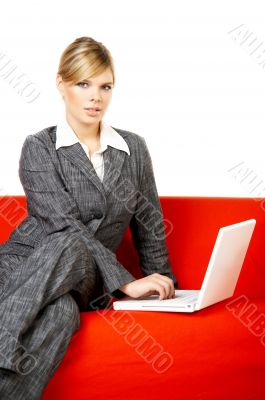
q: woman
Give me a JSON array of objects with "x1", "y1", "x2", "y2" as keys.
[{"x1": 0, "y1": 36, "x2": 178, "y2": 398}]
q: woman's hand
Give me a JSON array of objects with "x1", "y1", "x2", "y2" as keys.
[{"x1": 118, "y1": 273, "x2": 176, "y2": 300}]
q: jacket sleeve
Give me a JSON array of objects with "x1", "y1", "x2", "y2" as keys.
[
  {"x1": 129, "y1": 136, "x2": 178, "y2": 289},
  {"x1": 19, "y1": 134, "x2": 136, "y2": 295}
]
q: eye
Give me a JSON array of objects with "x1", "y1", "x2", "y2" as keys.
[
  {"x1": 76, "y1": 82, "x2": 113, "y2": 90},
  {"x1": 103, "y1": 85, "x2": 113, "y2": 91},
  {"x1": 77, "y1": 82, "x2": 88, "y2": 88}
]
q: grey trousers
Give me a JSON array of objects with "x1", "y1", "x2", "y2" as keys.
[{"x1": 0, "y1": 231, "x2": 106, "y2": 399}]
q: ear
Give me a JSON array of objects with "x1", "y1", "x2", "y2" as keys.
[{"x1": 56, "y1": 74, "x2": 64, "y2": 97}]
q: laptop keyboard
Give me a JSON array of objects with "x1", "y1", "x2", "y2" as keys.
[{"x1": 159, "y1": 290, "x2": 199, "y2": 305}]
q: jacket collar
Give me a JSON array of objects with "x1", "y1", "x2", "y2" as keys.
[{"x1": 47, "y1": 122, "x2": 131, "y2": 199}]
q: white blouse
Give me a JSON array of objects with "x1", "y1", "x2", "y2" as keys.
[{"x1": 55, "y1": 116, "x2": 130, "y2": 182}]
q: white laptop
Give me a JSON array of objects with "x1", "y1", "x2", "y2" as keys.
[{"x1": 113, "y1": 219, "x2": 256, "y2": 313}]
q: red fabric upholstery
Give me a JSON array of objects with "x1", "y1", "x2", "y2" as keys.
[{"x1": 1, "y1": 196, "x2": 265, "y2": 399}]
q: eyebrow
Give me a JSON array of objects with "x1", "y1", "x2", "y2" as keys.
[{"x1": 82, "y1": 79, "x2": 114, "y2": 85}]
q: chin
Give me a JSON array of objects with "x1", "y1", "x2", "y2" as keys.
[{"x1": 82, "y1": 116, "x2": 100, "y2": 124}]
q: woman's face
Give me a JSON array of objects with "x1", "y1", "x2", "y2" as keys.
[{"x1": 56, "y1": 67, "x2": 114, "y2": 127}]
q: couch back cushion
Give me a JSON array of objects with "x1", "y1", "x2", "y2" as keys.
[{"x1": 1, "y1": 196, "x2": 264, "y2": 298}]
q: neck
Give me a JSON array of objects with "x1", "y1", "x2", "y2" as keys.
[{"x1": 66, "y1": 113, "x2": 101, "y2": 142}]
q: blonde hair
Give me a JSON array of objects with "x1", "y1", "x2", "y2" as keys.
[{"x1": 57, "y1": 36, "x2": 115, "y2": 85}]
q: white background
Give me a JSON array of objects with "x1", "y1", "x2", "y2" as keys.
[{"x1": 1, "y1": 0, "x2": 265, "y2": 197}]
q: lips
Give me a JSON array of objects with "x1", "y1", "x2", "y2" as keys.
[{"x1": 84, "y1": 107, "x2": 101, "y2": 111}]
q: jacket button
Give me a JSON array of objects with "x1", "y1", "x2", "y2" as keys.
[{"x1": 94, "y1": 212, "x2": 103, "y2": 219}]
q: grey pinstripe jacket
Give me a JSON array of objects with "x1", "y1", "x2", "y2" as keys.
[{"x1": 0, "y1": 125, "x2": 178, "y2": 297}]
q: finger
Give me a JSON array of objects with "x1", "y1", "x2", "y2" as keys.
[
  {"x1": 153, "y1": 274, "x2": 175, "y2": 299},
  {"x1": 147, "y1": 290, "x2": 158, "y2": 296},
  {"x1": 153, "y1": 274, "x2": 174, "y2": 294},
  {"x1": 151, "y1": 281, "x2": 167, "y2": 300},
  {"x1": 158, "y1": 280, "x2": 171, "y2": 300}
]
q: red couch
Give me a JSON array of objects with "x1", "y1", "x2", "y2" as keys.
[{"x1": 1, "y1": 196, "x2": 265, "y2": 400}]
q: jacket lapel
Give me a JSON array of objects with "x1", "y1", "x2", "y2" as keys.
[
  {"x1": 49, "y1": 126, "x2": 127, "y2": 199},
  {"x1": 102, "y1": 145, "x2": 127, "y2": 197}
]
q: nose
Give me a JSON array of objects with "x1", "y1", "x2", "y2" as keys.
[{"x1": 89, "y1": 86, "x2": 102, "y2": 103}]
